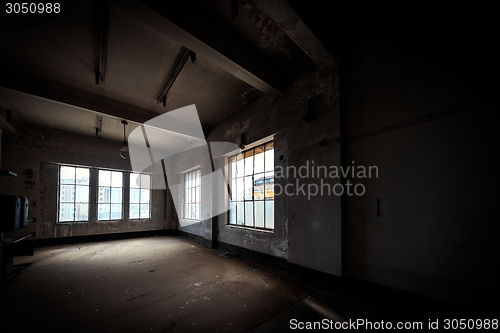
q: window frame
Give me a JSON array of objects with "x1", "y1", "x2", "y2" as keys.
[
  {"x1": 97, "y1": 169, "x2": 124, "y2": 222},
  {"x1": 227, "y1": 140, "x2": 275, "y2": 231},
  {"x1": 57, "y1": 165, "x2": 91, "y2": 224},
  {"x1": 129, "y1": 172, "x2": 152, "y2": 220},
  {"x1": 182, "y1": 168, "x2": 201, "y2": 221},
  {"x1": 55, "y1": 164, "x2": 153, "y2": 224}
]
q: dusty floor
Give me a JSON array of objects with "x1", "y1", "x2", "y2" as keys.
[{"x1": 0, "y1": 236, "x2": 394, "y2": 332}]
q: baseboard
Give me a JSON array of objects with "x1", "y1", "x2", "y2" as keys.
[
  {"x1": 217, "y1": 241, "x2": 288, "y2": 271},
  {"x1": 19, "y1": 228, "x2": 487, "y2": 317},
  {"x1": 344, "y1": 276, "x2": 494, "y2": 318},
  {"x1": 175, "y1": 230, "x2": 213, "y2": 248},
  {"x1": 287, "y1": 262, "x2": 342, "y2": 294},
  {"x1": 27, "y1": 229, "x2": 172, "y2": 248}
]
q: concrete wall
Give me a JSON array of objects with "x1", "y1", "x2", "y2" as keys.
[
  {"x1": 0, "y1": 127, "x2": 168, "y2": 240},
  {"x1": 343, "y1": 27, "x2": 499, "y2": 310},
  {"x1": 165, "y1": 145, "x2": 214, "y2": 241},
  {"x1": 177, "y1": 62, "x2": 342, "y2": 276}
]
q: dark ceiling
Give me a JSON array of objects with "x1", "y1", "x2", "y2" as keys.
[
  {"x1": 0, "y1": 0, "x2": 325, "y2": 144},
  {"x1": 3, "y1": 0, "x2": 495, "y2": 145}
]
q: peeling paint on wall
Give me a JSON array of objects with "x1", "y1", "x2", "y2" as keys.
[
  {"x1": 271, "y1": 240, "x2": 288, "y2": 258},
  {"x1": 16, "y1": 127, "x2": 73, "y2": 152}
]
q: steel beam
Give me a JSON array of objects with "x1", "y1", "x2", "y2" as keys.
[
  {"x1": 110, "y1": 0, "x2": 284, "y2": 98},
  {"x1": 96, "y1": 0, "x2": 109, "y2": 85},
  {"x1": 253, "y1": 0, "x2": 335, "y2": 69}
]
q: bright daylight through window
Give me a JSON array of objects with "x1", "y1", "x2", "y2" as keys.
[
  {"x1": 130, "y1": 173, "x2": 151, "y2": 219},
  {"x1": 184, "y1": 169, "x2": 201, "y2": 220},
  {"x1": 228, "y1": 141, "x2": 274, "y2": 230},
  {"x1": 98, "y1": 170, "x2": 123, "y2": 221},
  {"x1": 58, "y1": 166, "x2": 90, "y2": 222}
]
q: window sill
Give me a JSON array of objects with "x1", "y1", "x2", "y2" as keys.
[
  {"x1": 225, "y1": 224, "x2": 274, "y2": 234},
  {"x1": 56, "y1": 221, "x2": 89, "y2": 225},
  {"x1": 96, "y1": 219, "x2": 124, "y2": 223},
  {"x1": 179, "y1": 218, "x2": 201, "y2": 224}
]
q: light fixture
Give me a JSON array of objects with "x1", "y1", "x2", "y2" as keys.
[
  {"x1": 120, "y1": 120, "x2": 129, "y2": 159},
  {"x1": 157, "y1": 47, "x2": 196, "y2": 107}
]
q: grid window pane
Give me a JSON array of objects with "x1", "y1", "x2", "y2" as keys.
[
  {"x1": 236, "y1": 202, "x2": 244, "y2": 225},
  {"x1": 59, "y1": 203, "x2": 75, "y2": 222},
  {"x1": 244, "y1": 150, "x2": 254, "y2": 176},
  {"x1": 140, "y1": 204, "x2": 150, "y2": 219},
  {"x1": 229, "y1": 202, "x2": 236, "y2": 223},
  {"x1": 228, "y1": 141, "x2": 274, "y2": 230},
  {"x1": 130, "y1": 204, "x2": 140, "y2": 219},
  {"x1": 98, "y1": 170, "x2": 123, "y2": 221},
  {"x1": 130, "y1": 173, "x2": 151, "y2": 220},
  {"x1": 230, "y1": 179, "x2": 236, "y2": 202},
  {"x1": 75, "y1": 203, "x2": 88, "y2": 221},
  {"x1": 130, "y1": 189, "x2": 140, "y2": 204},
  {"x1": 60, "y1": 185, "x2": 75, "y2": 202},
  {"x1": 99, "y1": 187, "x2": 110, "y2": 203},
  {"x1": 254, "y1": 201, "x2": 264, "y2": 228},
  {"x1": 236, "y1": 155, "x2": 244, "y2": 177},
  {"x1": 254, "y1": 147, "x2": 265, "y2": 174},
  {"x1": 230, "y1": 156, "x2": 237, "y2": 178},
  {"x1": 58, "y1": 166, "x2": 89, "y2": 223},
  {"x1": 98, "y1": 204, "x2": 110, "y2": 220},
  {"x1": 111, "y1": 188, "x2": 122, "y2": 204},
  {"x1": 75, "y1": 185, "x2": 89, "y2": 203},
  {"x1": 99, "y1": 170, "x2": 111, "y2": 186},
  {"x1": 60, "y1": 166, "x2": 75, "y2": 184},
  {"x1": 245, "y1": 202, "x2": 254, "y2": 227},
  {"x1": 111, "y1": 204, "x2": 122, "y2": 220},
  {"x1": 244, "y1": 176, "x2": 253, "y2": 200},
  {"x1": 236, "y1": 177, "x2": 244, "y2": 201},
  {"x1": 265, "y1": 142, "x2": 274, "y2": 172},
  {"x1": 140, "y1": 189, "x2": 150, "y2": 204},
  {"x1": 253, "y1": 174, "x2": 265, "y2": 200},
  {"x1": 264, "y1": 171, "x2": 274, "y2": 200},
  {"x1": 183, "y1": 169, "x2": 201, "y2": 220},
  {"x1": 130, "y1": 173, "x2": 140, "y2": 188},
  {"x1": 76, "y1": 168, "x2": 89, "y2": 185},
  {"x1": 141, "y1": 174, "x2": 151, "y2": 189},
  {"x1": 265, "y1": 201, "x2": 274, "y2": 229},
  {"x1": 111, "y1": 171, "x2": 123, "y2": 187}
]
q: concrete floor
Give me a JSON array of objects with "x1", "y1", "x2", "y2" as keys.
[{"x1": 0, "y1": 236, "x2": 394, "y2": 332}]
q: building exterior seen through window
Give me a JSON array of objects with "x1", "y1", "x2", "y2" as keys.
[
  {"x1": 130, "y1": 173, "x2": 151, "y2": 219},
  {"x1": 228, "y1": 141, "x2": 274, "y2": 230},
  {"x1": 184, "y1": 169, "x2": 201, "y2": 220},
  {"x1": 58, "y1": 166, "x2": 151, "y2": 223},
  {"x1": 98, "y1": 170, "x2": 123, "y2": 220},
  {"x1": 58, "y1": 166, "x2": 90, "y2": 222}
]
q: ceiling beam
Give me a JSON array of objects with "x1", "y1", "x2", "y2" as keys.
[
  {"x1": 0, "y1": 107, "x2": 22, "y2": 135},
  {"x1": 109, "y1": 0, "x2": 284, "y2": 98},
  {"x1": 95, "y1": 0, "x2": 110, "y2": 85},
  {"x1": 0, "y1": 73, "x2": 205, "y2": 142},
  {"x1": 253, "y1": 0, "x2": 335, "y2": 69},
  {"x1": 157, "y1": 47, "x2": 195, "y2": 107},
  {"x1": 0, "y1": 72, "x2": 157, "y2": 124}
]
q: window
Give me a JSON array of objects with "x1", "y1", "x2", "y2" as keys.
[
  {"x1": 130, "y1": 173, "x2": 151, "y2": 219},
  {"x1": 57, "y1": 166, "x2": 152, "y2": 222},
  {"x1": 228, "y1": 141, "x2": 274, "y2": 230},
  {"x1": 58, "y1": 166, "x2": 90, "y2": 222},
  {"x1": 183, "y1": 169, "x2": 201, "y2": 220},
  {"x1": 98, "y1": 170, "x2": 123, "y2": 221}
]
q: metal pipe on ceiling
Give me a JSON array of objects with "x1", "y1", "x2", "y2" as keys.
[
  {"x1": 157, "y1": 47, "x2": 196, "y2": 107},
  {"x1": 96, "y1": 0, "x2": 109, "y2": 85}
]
